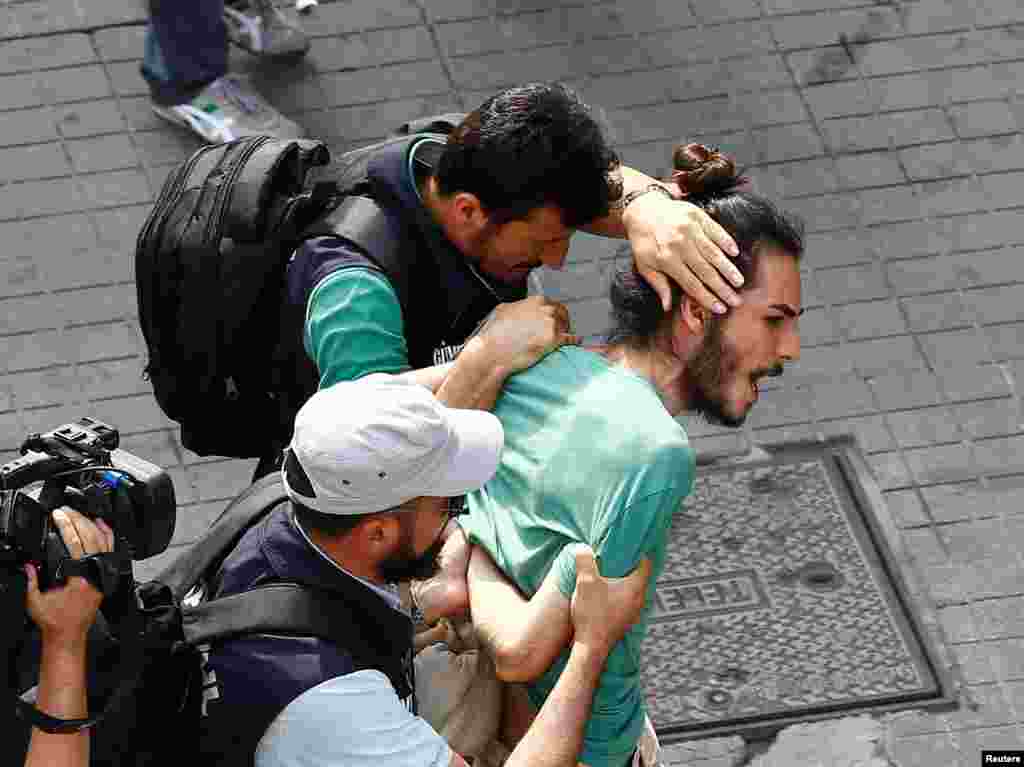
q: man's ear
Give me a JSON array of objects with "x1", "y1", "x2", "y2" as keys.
[
  {"x1": 362, "y1": 515, "x2": 402, "y2": 552},
  {"x1": 679, "y1": 295, "x2": 709, "y2": 334},
  {"x1": 451, "y1": 192, "x2": 488, "y2": 234},
  {"x1": 670, "y1": 296, "x2": 710, "y2": 358}
]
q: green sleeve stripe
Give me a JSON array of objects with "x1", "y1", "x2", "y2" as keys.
[{"x1": 305, "y1": 266, "x2": 411, "y2": 388}]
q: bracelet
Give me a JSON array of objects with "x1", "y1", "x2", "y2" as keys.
[{"x1": 614, "y1": 183, "x2": 676, "y2": 211}]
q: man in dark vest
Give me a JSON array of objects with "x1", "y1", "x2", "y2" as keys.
[
  {"x1": 197, "y1": 310, "x2": 652, "y2": 767},
  {"x1": 276, "y1": 83, "x2": 746, "y2": 475}
]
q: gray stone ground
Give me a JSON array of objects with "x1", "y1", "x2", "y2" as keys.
[{"x1": 4, "y1": 0, "x2": 1024, "y2": 763}]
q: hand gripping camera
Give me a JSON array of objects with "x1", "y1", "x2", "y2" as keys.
[
  {"x1": 1, "y1": 417, "x2": 176, "y2": 738},
  {"x1": 0, "y1": 416, "x2": 175, "y2": 590}
]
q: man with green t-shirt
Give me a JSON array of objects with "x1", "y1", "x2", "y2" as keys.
[{"x1": 439, "y1": 149, "x2": 806, "y2": 767}]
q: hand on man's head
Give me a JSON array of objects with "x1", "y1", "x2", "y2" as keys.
[
  {"x1": 25, "y1": 509, "x2": 113, "y2": 644},
  {"x1": 624, "y1": 193, "x2": 744, "y2": 315}
]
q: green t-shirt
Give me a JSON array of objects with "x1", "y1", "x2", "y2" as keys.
[
  {"x1": 304, "y1": 266, "x2": 410, "y2": 388},
  {"x1": 459, "y1": 347, "x2": 696, "y2": 767}
]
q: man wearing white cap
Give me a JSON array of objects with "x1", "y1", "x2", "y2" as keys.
[{"x1": 190, "y1": 305, "x2": 653, "y2": 767}]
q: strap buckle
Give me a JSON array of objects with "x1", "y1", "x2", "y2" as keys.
[{"x1": 55, "y1": 553, "x2": 122, "y2": 597}]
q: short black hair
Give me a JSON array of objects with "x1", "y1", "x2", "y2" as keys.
[
  {"x1": 607, "y1": 143, "x2": 805, "y2": 346},
  {"x1": 292, "y1": 501, "x2": 375, "y2": 539},
  {"x1": 436, "y1": 82, "x2": 621, "y2": 228}
]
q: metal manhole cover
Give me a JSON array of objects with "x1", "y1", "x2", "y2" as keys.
[{"x1": 642, "y1": 437, "x2": 955, "y2": 742}]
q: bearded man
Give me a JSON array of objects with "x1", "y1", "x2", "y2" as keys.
[{"x1": 415, "y1": 143, "x2": 805, "y2": 767}]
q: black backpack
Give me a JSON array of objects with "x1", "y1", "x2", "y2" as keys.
[
  {"x1": 11, "y1": 476, "x2": 371, "y2": 767},
  {"x1": 135, "y1": 115, "x2": 466, "y2": 460}
]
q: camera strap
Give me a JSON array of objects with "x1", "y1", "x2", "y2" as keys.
[
  {"x1": 13, "y1": 583, "x2": 148, "y2": 735},
  {"x1": 15, "y1": 700, "x2": 97, "y2": 734},
  {"x1": 54, "y1": 552, "x2": 123, "y2": 597}
]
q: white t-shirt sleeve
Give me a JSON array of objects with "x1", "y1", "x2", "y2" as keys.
[{"x1": 255, "y1": 669, "x2": 452, "y2": 767}]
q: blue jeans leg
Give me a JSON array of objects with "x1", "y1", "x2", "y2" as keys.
[{"x1": 141, "y1": 0, "x2": 229, "y2": 106}]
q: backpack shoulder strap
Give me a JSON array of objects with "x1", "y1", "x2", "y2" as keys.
[
  {"x1": 299, "y1": 195, "x2": 411, "y2": 316},
  {"x1": 179, "y1": 583, "x2": 345, "y2": 646},
  {"x1": 153, "y1": 474, "x2": 289, "y2": 600},
  {"x1": 179, "y1": 581, "x2": 414, "y2": 702}
]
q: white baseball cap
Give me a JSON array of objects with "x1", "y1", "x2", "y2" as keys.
[{"x1": 282, "y1": 374, "x2": 504, "y2": 515}]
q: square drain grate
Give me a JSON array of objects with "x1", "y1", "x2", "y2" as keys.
[{"x1": 642, "y1": 436, "x2": 956, "y2": 742}]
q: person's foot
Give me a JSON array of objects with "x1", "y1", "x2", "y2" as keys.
[
  {"x1": 152, "y1": 74, "x2": 305, "y2": 144},
  {"x1": 224, "y1": 0, "x2": 310, "y2": 58},
  {"x1": 411, "y1": 523, "x2": 472, "y2": 625}
]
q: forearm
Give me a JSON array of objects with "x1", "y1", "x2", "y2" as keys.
[
  {"x1": 504, "y1": 641, "x2": 609, "y2": 767},
  {"x1": 433, "y1": 338, "x2": 510, "y2": 411},
  {"x1": 467, "y1": 545, "x2": 529, "y2": 660},
  {"x1": 25, "y1": 636, "x2": 89, "y2": 767},
  {"x1": 581, "y1": 165, "x2": 673, "y2": 238},
  {"x1": 467, "y1": 546, "x2": 571, "y2": 682},
  {"x1": 394, "y1": 362, "x2": 454, "y2": 393},
  {"x1": 392, "y1": 345, "x2": 504, "y2": 408}
]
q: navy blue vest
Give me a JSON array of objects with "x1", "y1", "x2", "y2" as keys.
[
  {"x1": 196, "y1": 503, "x2": 414, "y2": 763},
  {"x1": 288, "y1": 135, "x2": 528, "y2": 370}
]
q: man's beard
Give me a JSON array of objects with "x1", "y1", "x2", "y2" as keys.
[
  {"x1": 378, "y1": 519, "x2": 445, "y2": 583},
  {"x1": 683, "y1": 317, "x2": 748, "y2": 428},
  {"x1": 470, "y1": 227, "x2": 538, "y2": 291}
]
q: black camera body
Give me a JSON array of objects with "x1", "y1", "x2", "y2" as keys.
[
  {"x1": 1, "y1": 418, "x2": 177, "y2": 756},
  {"x1": 0, "y1": 416, "x2": 176, "y2": 593}
]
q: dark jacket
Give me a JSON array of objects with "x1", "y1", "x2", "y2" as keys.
[{"x1": 196, "y1": 503, "x2": 415, "y2": 763}]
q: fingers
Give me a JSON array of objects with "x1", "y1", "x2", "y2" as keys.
[
  {"x1": 536, "y1": 297, "x2": 570, "y2": 331},
  {"x1": 96, "y1": 518, "x2": 115, "y2": 553},
  {"x1": 51, "y1": 509, "x2": 85, "y2": 559},
  {"x1": 688, "y1": 232, "x2": 744, "y2": 308},
  {"x1": 69, "y1": 510, "x2": 109, "y2": 556},
  {"x1": 650, "y1": 264, "x2": 723, "y2": 316},
  {"x1": 573, "y1": 545, "x2": 598, "y2": 579},
  {"x1": 52, "y1": 509, "x2": 113, "y2": 559},
  {"x1": 699, "y1": 212, "x2": 740, "y2": 262},
  {"x1": 23, "y1": 563, "x2": 39, "y2": 596},
  {"x1": 643, "y1": 270, "x2": 673, "y2": 313}
]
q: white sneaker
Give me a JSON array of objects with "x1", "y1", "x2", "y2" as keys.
[
  {"x1": 152, "y1": 74, "x2": 305, "y2": 144},
  {"x1": 224, "y1": 0, "x2": 310, "y2": 57}
]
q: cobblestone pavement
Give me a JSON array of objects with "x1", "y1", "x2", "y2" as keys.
[{"x1": 4, "y1": 0, "x2": 1024, "y2": 763}]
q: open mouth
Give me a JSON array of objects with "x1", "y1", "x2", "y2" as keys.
[{"x1": 749, "y1": 367, "x2": 783, "y2": 398}]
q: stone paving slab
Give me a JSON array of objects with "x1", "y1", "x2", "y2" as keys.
[{"x1": 3, "y1": 0, "x2": 1024, "y2": 763}]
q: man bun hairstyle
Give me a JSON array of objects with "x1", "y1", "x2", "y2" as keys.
[
  {"x1": 671, "y1": 143, "x2": 748, "y2": 200},
  {"x1": 607, "y1": 142, "x2": 804, "y2": 346}
]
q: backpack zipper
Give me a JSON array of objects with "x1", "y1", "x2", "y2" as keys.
[{"x1": 200, "y1": 136, "x2": 275, "y2": 392}]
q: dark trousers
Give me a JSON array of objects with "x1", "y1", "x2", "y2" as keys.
[{"x1": 141, "y1": 0, "x2": 229, "y2": 105}]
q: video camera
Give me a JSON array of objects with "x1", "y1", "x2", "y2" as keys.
[
  {"x1": 0, "y1": 417, "x2": 177, "y2": 747},
  {"x1": 0, "y1": 415, "x2": 175, "y2": 606}
]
